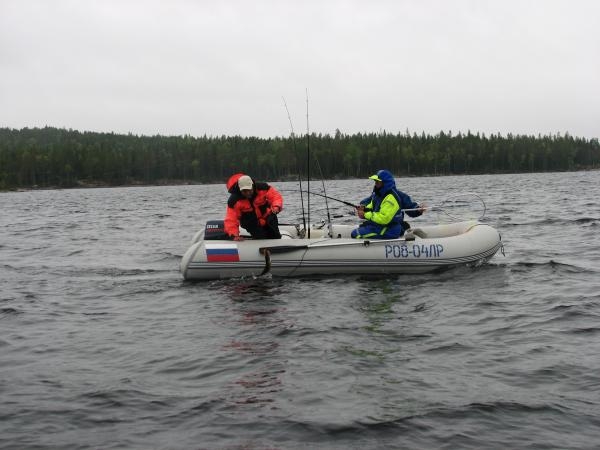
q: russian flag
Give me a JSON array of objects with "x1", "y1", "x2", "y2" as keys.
[{"x1": 205, "y1": 243, "x2": 240, "y2": 262}]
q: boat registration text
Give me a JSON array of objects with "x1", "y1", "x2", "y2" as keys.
[{"x1": 385, "y1": 243, "x2": 444, "y2": 258}]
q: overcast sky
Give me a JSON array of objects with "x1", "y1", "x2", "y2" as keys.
[{"x1": 1, "y1": 0, "x2": 599, "y2": 139}]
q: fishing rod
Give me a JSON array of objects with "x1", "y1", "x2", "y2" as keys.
[
  {"x1": 400, "y1": 192, "x2": 486, "y2": 220},
  {"x1": 305, "y1": 89, "x2": 311, "y2": 238},
  {"x1": 431, "y1": 192, "x2": 487, "y2": 220},
  {"x1": 302, "y1": 191, "x2": 487, "y2": 220},
  {"x1": 305, "y1": 91, "x2": 333, "y2": 237},
  {"x1": 314, "y1": 158, "x2": 333, "y2": 237},
  {"x1": 303, "y1": 190, "x2": 358, "y2": 208},
  {"x1": 282, "y1": 97, "x2": 307, "y2": 234}
]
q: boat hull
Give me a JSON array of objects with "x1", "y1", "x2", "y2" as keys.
[{"x1": 180, "y1": 221, "x2": 502, "y2": 281}]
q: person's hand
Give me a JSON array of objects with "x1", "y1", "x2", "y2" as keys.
[
  {"x1": 356, "y1": 205, "x2": 365, "y2": 219},
  {"x1": 418, "y1": 203, "x2": 427, "y2": 213},
  {"x1": 271, "y1": 205, "x2": 281, "y2": 214},
  {"x1": 233, "y1": 235, "x2": 244, "y2": 241}
]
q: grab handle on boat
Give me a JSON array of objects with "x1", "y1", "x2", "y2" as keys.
[{"x1": 259, "y1": 245, "x2": 309, "y2": 255}]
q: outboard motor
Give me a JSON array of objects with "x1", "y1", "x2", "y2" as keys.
[{"x1": 204, "y1": 220, "x2": 229, "y2": 240}]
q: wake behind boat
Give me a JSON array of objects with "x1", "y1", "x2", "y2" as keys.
[{"x1": 180, "y1": 219, "x2": 502, "y2": 281}]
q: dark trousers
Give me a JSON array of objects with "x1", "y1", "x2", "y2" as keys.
[{"x1": 241, "y1": 213, "x2": 281, "y2": 239}]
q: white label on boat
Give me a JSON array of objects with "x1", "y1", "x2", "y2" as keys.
[{"x1": 205, "y1": 243, "x2": 238, "y2": 249}]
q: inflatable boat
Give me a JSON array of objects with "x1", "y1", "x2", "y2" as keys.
[{"x1": 180, "y1": 220, "x2": 502, "y2": 281}]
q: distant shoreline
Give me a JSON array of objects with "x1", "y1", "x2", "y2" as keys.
[
  {"x1": 3, "y1": 126, "x2": 599, "y2": 192},
  {"x1": 4, "y1": 179, "x2": 204, "y2": 193},
  {"x1": 3, "y1": 168, "x2": 599, "y2": 193}
]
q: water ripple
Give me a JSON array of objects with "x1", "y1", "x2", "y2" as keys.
[{"x1": 2, "y1": 174, "x2": 600, "y2": 449}]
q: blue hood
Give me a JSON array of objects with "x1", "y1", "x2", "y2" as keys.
[{"x1": 371, "y1": 169, "x2": 396, "y2": 195}]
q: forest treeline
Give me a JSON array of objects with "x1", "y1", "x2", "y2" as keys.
[{"x1": 1, "y1": 126, "x2": 599, "y2": 190}]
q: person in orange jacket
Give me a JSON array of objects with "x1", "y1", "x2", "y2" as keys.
[{"x1": 224, "y1": 173, "x2": 284, "y2": 240}]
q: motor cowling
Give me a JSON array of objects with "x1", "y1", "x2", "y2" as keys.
[{"x1": 204, "y1": 220, "x2": 229, "y2": 240}]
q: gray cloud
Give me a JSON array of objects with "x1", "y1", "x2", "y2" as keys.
[{"x1": 1, "y1": 0, "x2": 598, "y2": 138}]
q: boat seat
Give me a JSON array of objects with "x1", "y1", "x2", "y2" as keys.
[
  {"x1": 412, "y1": 228, "x2": 427, "y2": 238},
  {"x1": 404, "y1": 228, "x2": 427, "y2": 240}
]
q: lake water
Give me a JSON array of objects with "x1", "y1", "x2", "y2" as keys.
[{"x1": 1, "y1": 171, "x2": 600, "y2": 449}]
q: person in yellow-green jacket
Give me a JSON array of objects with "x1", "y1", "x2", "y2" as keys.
[{"x1": 351, "y1": 169, "x2": 426, "y2": 239}]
